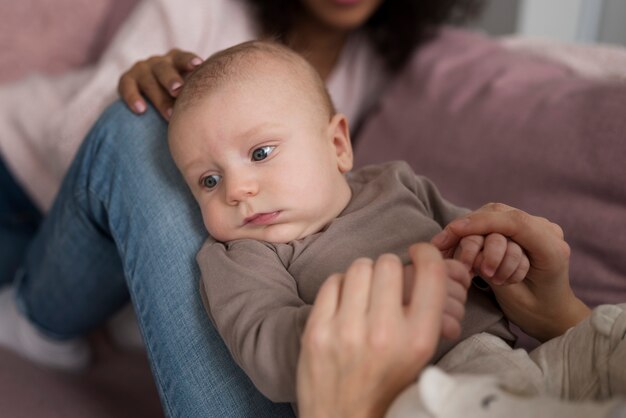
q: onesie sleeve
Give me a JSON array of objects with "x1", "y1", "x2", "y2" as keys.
[
  {"x1": 412, "y1": 171, "x2": 471, "y2": 228},
  {"x1": 197, "y1": 239, "x2": 310, "y2": 403}
]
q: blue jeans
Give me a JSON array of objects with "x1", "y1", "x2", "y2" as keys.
[
  {"x1": 14, "y1": 101, "x2": 294, "y2": 418},
  {"x1": 0, "y1": 156, "x2": 42, "y2": 284}
]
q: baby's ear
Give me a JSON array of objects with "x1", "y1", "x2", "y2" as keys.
[{"x1": 328, "y1": 113, "x2": 353, "y2": 173}]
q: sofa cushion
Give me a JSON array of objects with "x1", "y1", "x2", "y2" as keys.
[{"x1": 354, "y1": 29, "x2": 626, "y2": 313}]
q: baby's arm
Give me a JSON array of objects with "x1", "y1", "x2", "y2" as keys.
[
  {"x1": 431, "y1": 203, "x2": 591, "y2": 342},
  {"x1": 197, "y1": 240, "x2": 310, "y2": 403},
  {"x1": 198, "y1": 234, "x2": 472, "y2": 405}
]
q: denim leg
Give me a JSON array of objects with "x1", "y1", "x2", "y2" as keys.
[
  {"x1": 0, "y1": 156, "x2": 42, "y2": 284},
  {"x1": 15, "y1": 101, "x2": 294, "y2": 418}
]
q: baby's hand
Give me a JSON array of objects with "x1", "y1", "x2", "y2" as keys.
[
  {"x1": 431, "y1": 204, "x2": 591, "y2": 342},
  {"x1": 404, "y1": 258, "x2": 471, "y2": 341},
  {"x1": 454, "y1": 233, "x2": 529, "y2": 286}
]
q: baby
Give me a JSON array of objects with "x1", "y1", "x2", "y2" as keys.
[
  {"x1": 168, "y1": 42, "x2": 626, "y2": 414},
  {"x1": 167, "y1": 40, "x2": 520, "y2": 403}
]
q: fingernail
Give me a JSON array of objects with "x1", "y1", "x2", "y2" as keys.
[
  {"x1": 190, "y1": 57, "x2": 203, "y2": 67},
  {"x1": 170, "y1": 81, "x2": 182, "y2": 93},
  {"x1": 431, "y1": 229, "x2": 448, "y2": 246},
  {"x1": 134, "y1": 100, "x2": 146, "y2": 113},
  {"x1": 482, "y1": 266, "x2": 495, "y2": 278}
]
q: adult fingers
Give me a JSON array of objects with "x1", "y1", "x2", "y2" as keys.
[
  {"x1": 138, "y1": 73, "x2": 175, "y2": 120},
  {"x1": 406, "y1": 244, "x2": 446, "y2": 357},
  {"x1": 309, "y1": 272, "x2": 343, "y2": 325},
  {"x1": 369, "y1": 254, "x2": 404, "y2": 317},
  {"x1": 301, "y1": 273, "x2": 344, "y2": 364},
  {"x1": 152, "y1": 60, "x2": 186, "y2": 97},
  {"x1": 118, "y1": 71, "x2": 147, "y2": 114},
  {"x1": 169, "y1": 48, "x2": 203, "y2": 71},
  {"x1": 124, "y1": 58, "x2": 176, "y2": 119},
  {"x1": 431, "y1": 204, "x2": 517, "y2": 253},
  {"x1": 337, "y1": 258, "x2": 373, "y2": 320},
  {"x1": 150, "y1": 49, "x2": 202, "y2": 97},
  {"x1": 408, "y1": 244, "x2": 447, "y2": 318}
]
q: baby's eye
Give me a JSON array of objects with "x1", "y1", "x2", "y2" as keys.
[
  {"x1": 201, "y1": 174, "x2": 222, "y2": 190},
  {"x1": 251, "y1": 146, "x2": 275, "y2": 162}
]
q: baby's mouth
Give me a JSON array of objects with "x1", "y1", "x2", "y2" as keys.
[{"x1": 243, "y1": 211, "x2": 281, "y2": 226}]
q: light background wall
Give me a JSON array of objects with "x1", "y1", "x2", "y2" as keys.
[{"x1": 474, "y1": 0, "x2": 626, "y2": 47}]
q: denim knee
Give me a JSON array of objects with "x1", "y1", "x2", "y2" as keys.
[
  {"x1": 76, "y1": 100, "x2": 182, "y2": 193},
  {"x1": 87, "y1": 100, "x2": 167, "y2": 164}
]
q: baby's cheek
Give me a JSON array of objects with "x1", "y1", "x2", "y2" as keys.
[
  {"x1": 202, "y1": 212, "x2": 216, "y2": 237},
  {"x1": 201, "y1": 205, "x2": 222, "y2": 238},
  {"x1": 204, "y1": 213, "x2": 241, "y2": 242}
]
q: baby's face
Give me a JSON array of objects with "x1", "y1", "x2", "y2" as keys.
[{"x1": 169, "y1": 73, "x2": 353, "y2": 243}]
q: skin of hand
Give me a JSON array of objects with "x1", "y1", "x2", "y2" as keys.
[
  {"x1": 403, "y1": 259, "x2": 471, "y2": 341},
  {"x1": 118, "y1": 48, "x2": 203, "y2": 119},
  {"x1": 297, "y1": 244, "x2": 469, "y2": 418},
  {"x1": 431, "y1": 203, "x2": 591, "y2": 342},
  {"x1": 453, "y1": 233, "x2": 530, "y2": 286}
]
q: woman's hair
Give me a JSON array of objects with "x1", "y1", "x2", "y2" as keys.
[{"x1": 245, "y1": 0, "x2": 484, "y2": 72}]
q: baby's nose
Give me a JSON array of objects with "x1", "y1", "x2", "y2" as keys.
[{"x1": 225, "y1": 174, "x2": 258, "y2": 204}]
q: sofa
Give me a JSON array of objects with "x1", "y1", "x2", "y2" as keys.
[{"x1": 1, "y1": 0, "x2": 625, "y2": 416}]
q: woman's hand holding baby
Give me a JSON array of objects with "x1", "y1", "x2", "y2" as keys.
[
  {"x1": 431, "y1": 203, "x2": 591, "y2": 342},
  {"x1": 118, "y1": 48, "x2": 203, "y2": 120},
  {"x1": 298, "y1": 245, "x2": 469, "y2": 418},
  {"x1": 403, "y1": 256, "x2": 471, "y2": 341}
]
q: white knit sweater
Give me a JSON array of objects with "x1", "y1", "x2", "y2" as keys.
[{"x1": 0, "y1": 0, "x2": 387, "y2": 211}]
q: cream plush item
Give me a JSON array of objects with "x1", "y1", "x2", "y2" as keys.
[{"x1": 386, "y1": 367, "x2": 626, "y2": 418}]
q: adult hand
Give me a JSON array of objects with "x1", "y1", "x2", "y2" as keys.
[
  {"x1": 431, "y1": 203, "x2": 591, "y2": 342},
  {"x1": 118, "y1": 48, "x2": 203, "y2": 120},
  {"x1": 403, "y1": 259, "x2": 471, "y2": 341},
  {"x1": 297, "y1": 245, "x2": 452, "y2": 418}
]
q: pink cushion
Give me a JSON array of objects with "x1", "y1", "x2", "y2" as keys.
[
  {"x1": 0, "y1": 0, "x2": 139, "y2": 83},
  {"x1": 355, "y1": 29, "x2": 626, "y2": 310}
]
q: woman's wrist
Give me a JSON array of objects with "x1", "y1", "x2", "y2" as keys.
[
  {"x1": 530, "y1": 295, "x2": 591, "y2": 342},
  {"x1": 556, "y1": 297, "x2": 591, "y2": 336}
]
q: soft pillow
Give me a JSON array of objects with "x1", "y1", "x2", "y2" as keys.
[{"x1": 354, "y1": 29, "x2": 626, "y2": 311}]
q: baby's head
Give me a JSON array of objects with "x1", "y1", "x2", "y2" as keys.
[{"x1": 168, "y1": 41, "x2": 353, "y2": 243}]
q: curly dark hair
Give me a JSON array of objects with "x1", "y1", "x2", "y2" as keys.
[{"x1": 245, "y1": 0, "x2": 485, "y2": 72}]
